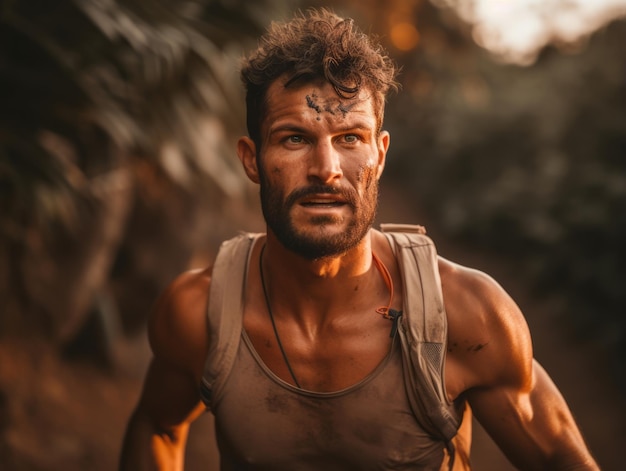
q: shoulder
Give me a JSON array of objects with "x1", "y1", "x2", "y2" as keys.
[
  {"x1": 148, "y1": 266, "x2": 213, "y2": 381},
  {"x1": 438, "y1": 257, "x2": 525, "y2": 327},
  {"x1": 438, "y1": 257, "x2": 533, "y2": 396}
]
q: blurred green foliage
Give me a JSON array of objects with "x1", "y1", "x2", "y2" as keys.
[
  {"x1": 0, "y1": 0, "x2": 293, "y2": 339},
  {"x1": 383, "y1": 8, "x2": 626, "y2": 385}
]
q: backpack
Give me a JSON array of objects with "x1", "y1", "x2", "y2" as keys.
[{"x1": 200, "y1": 224, "x2": 467, "y2": 469}]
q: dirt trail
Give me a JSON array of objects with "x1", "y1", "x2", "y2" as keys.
[{"x1": 0, "y1": 185, "x2": 623, "y2": 470}]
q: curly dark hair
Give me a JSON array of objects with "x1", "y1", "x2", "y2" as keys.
[{"x1": 241, "y1": 8, "x2": 398, "y2": 148}]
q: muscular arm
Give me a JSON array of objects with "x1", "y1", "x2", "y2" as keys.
[
  {"x1": 119, "y1": 268, "x2": 211, "y2": 470},
  {"x1": 469, "y1": 359, "x2": 597, "y2": 470},
  {"x1": 441, "y1": 260, "x2": 598, "y2": 470}
]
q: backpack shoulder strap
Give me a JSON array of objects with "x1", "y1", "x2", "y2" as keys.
[
  {"x1": 200, "y1": 232, "x2": 261, "y2": 408},
  {"x1": 380, "y1": 223, "x2": 462, "y2": 442}
]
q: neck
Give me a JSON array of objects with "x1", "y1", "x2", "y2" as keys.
[
  {"x1": 264, "y1": 228, "x2": 374, "y2": 280},
  {"x1": 261, "y1": 230, "x2": 379, "y2": 323}
]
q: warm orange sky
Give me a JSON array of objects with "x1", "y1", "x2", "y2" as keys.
[{"x1": 439, "y1": 0, "x2": 626, "y2": 63}]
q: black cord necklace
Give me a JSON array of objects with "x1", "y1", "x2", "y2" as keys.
[
  {"x1": 258, "y1": 244, "x2": 399, "y2": 389},
  {"x1": 259, "y1": 244, "x2": 302, "y2": 388}
]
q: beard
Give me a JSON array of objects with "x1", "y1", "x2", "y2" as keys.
[{"x1": 259, "y1": 167, "x2": 379, "y2": 260}]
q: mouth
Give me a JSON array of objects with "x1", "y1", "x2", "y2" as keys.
[{"x1": 299, "y1": 194, "x2": 347, "y2": 208}]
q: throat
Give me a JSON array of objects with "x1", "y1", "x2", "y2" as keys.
[{"x1": 257, "y1": 244, "x2": 401, "y2": 390}]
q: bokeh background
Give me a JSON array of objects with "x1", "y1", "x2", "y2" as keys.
[{"x1": 1, "y1": 0, "x2": 625, "y2": 469}]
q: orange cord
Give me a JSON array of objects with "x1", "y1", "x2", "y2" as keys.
[{"x1": 372, "y1": 252, "x2": 396, "y2": 319}]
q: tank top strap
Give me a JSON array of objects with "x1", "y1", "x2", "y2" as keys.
[{"x1": 200, "y1": 232, "x2": 262, "y2": 408}]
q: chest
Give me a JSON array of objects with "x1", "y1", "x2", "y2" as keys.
[
  {"x1": 213, "y1": 336, "x2": 446, "y2": 470},
  {"x1": 243, "y1": 307, "x2": 396, "y2": 392}
]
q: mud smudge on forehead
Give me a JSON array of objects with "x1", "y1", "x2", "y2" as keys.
[
  {"x1": 337, "y1": 101, "x2": 356, "y2": 117},
  {"x1": 305, "y1": 93, "x2": 358, "y2": 119},
  {"x1": 306, "y1": 94, "x2": 322, "y2": 113}
]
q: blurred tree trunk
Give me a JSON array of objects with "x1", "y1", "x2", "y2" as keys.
[
  {"x1": 10, "y1": 158, "x2": 133, "y2": 344},
  {"x1": 0, "y1": 0, "x2": 292, "y2": 350}
]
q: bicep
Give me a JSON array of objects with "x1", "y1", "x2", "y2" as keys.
[
  {"x1": 468, "y1": 360, "x2": 597, "y2": 470},
  {"x1": 137, "y1": 269, "x2": 212, "y2": 431},
  {"x1": 121, "y1": 357, "x2": 206, "y2": 471},
  {"x1": 120, "y1": 270, "x2": 212, "y2": 470},
  {"x1": 134, "y1": 356, "x2": 206, "y2": 434},
  {"x1": 443, "y1": 263, "x2": 596, "y2": 468}
]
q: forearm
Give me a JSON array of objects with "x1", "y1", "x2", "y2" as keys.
[
  {"x1": 470, "y1": 360, "x2": 599, "y2": 471},
  {"x1": 119, "y1": 409, "x2": 188, "y2": 471},
  {"x1": 546, "y1": 441, "x2": 599, "y2": 471},
  {"x1": 555, "y1": 458, "x2": 599, "y2": 471}
]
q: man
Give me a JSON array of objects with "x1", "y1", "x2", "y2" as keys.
[{"x1": 120, "y1": 9, "x2": 598, "y2": 470}]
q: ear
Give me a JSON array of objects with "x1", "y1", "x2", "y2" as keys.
[
  {"x1": 237, "y1": 136, "x2": 260, "y2": 184},
  {"x1": 376, "y1": 130, "x2": 390, "y2": 179}
]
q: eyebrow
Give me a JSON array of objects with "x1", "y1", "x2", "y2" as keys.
[
  {"x1": 334, "y1": 123, "x2": 373, "y2": 133},
  {"x1": 268, "y1": 124, "x2": 308, "y2": 135},
  {"x1": 268, "y1": 122, "x2": 374, "y2": 136}
]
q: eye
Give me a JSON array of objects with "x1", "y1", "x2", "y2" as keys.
[
  {"x1": 343, "y1": 134, "x2": 359, "y2": 143},
  {"x1": 287, "y1": 135, "x2": 304, "y2": 144}
]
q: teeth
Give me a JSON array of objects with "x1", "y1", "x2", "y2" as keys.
[{"x1": 302, "y1": 199, "x2": 342, "y2": 205}]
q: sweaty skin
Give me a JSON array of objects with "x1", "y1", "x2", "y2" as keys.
[
  {"x1": 246, "y1": 78, "x2": 384, "y2": 261},
  {"x1": 119, "y1": 76, "x2": 599, "y2": 470}
]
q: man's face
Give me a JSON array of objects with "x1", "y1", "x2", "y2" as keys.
[{"x1": 250, "y1": 78, "x2": 389, "y2": 259}]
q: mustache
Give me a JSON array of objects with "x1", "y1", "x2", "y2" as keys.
[{"x1": 285, "y1": 184, "x2": 358, "y2": 208}]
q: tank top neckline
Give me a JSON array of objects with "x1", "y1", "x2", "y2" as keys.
[{"x1": 240, "y1": 328, "x2": 398, "y2": 398}]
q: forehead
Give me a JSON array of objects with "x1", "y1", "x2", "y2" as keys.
[{"x1": 262, "y1": 77, "x2": 378, "y2": 129}]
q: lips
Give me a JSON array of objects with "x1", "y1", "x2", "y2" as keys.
[
  {"x1": 300, "y1": 194, "x2": 346, "y2": 207},
  {"x1": 285, "y1": 185, "x2": 356, "y2": 210}
]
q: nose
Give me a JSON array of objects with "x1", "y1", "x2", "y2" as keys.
[{"x1": 308, "y1": 140, "x2": 343, "y2": 184}]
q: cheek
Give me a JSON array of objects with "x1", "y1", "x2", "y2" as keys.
[
  {"x1": 259, "y1": 159, "x2": 283, "y2": 180},
  {"x1": 356, "y1": 164, "x2": 378, "y2": 191},
  {"x1": 359, "y1": 149, "x2": 382, "y2": 178},
  {"x1": 262, "y1": 162, "x2": 299, "y2": 195}
]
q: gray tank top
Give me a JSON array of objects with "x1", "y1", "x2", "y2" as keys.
[
  {"x1": 201, "y1": 228, "x2": 467, "y2": 470},
  {"x1": 214, "y1": 329, "x2": 447, "y2": 470}
]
